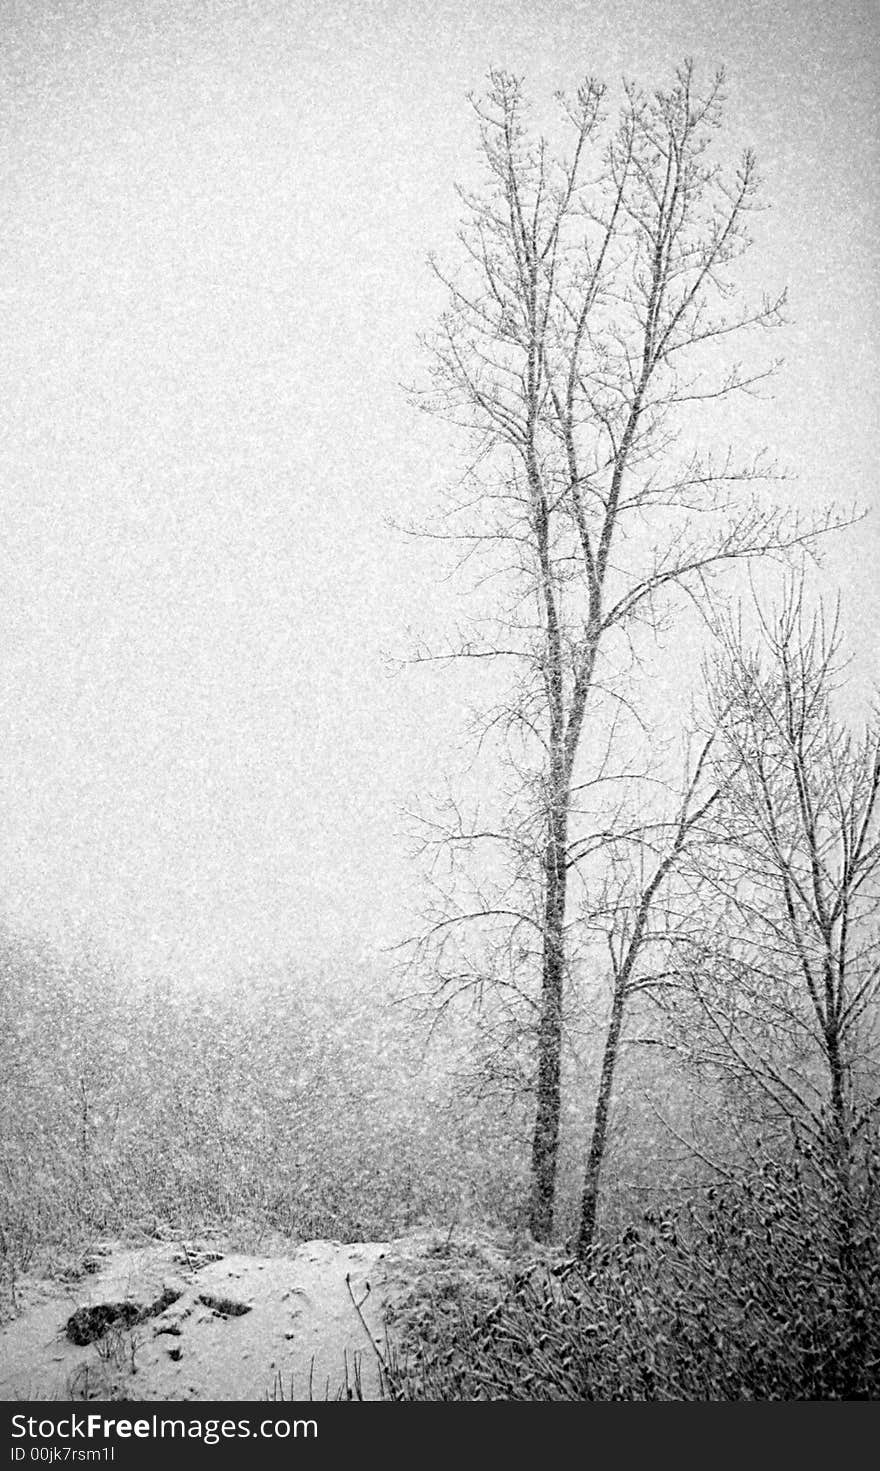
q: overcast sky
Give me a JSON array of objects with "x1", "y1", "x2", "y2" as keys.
[{"x1": 1, "y1": 0, "x2": 878, "y2": 987}]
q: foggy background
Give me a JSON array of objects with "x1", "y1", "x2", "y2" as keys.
[{"x1": 1, "y1": 0, "x2": 877, "y2": 990}]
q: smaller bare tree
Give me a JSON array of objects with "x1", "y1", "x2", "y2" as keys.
[{"x1": 685, "y1": 587, "x2": 880, "y2": 1161}]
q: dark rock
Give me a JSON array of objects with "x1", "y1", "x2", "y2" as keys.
[
  {"x1": 197, "y1": 1293, "x2": 251, "y2": 1318},
  {"x1": 66, "y1": 1302, "x2": 141, "y2": 1345},
  {"x1": 65, "y1": 1287, "x2": 183, "y2": 1345}
]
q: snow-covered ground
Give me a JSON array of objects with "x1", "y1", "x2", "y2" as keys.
[
  {"x1": 0, "y1": 1226, "x2": 522, "y2": 1402},
  {"x1": 0, "y1": 1237, "x2": 394, "y2": 1401}
]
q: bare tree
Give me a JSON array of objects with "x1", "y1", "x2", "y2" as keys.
[
  {"x1": 409, "y1": 63, "x2": 842, "y2": 1241},
  {"x1": 653, "y1": 585, "x2": 880, "y2": 1390},
  {"x1": 574, "y1": 736, "x2": 722, "y2": 1253},
  {"x1": 677, "y1": 586, "x2": 880, "y2": 1166}
]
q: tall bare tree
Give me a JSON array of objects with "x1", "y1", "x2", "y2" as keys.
[{"x1": 410, "y1": 64, "x2": 841, "y2": 1241}]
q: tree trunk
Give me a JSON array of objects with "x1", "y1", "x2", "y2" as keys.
[
  {"x1": 529, "y1": 807, "x2": 568, "y2": 1240},
  {"x1": 577, "y1": 978, "x2": 626, "y2": 1256},
  {"x1": 826, "y1": 1023, "x2": 849, "y2": 1164}
]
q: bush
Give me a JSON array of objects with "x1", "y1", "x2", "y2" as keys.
[{"x1": 388, "y1": 1139, "x2": 880, "y2": 1400}]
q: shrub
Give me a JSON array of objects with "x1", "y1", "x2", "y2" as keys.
[{"x1": 388, "y1": 1138, "x2": 880, "y2": 1400}]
